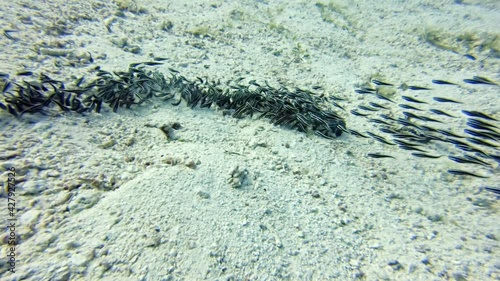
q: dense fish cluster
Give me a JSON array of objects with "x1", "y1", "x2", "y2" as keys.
[
  {"x1": 0, "y1": 62, "x2": 498, "y2": 194},
  {"x1": 0, "y1": 62, "x2": 345, "y2": 139}
]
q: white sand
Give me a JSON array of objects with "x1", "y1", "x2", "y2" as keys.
[{"x1": 0, "y1": 0, "x2": 499, "y2": 280}]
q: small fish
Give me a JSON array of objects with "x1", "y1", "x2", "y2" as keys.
[
  {"x1": 350, "y1": 109, "x2": 369, "y2": 117},
  {"x1": 462, "y1": 110, "x2": 497, "y2": 121},
  {"x1": 437, "y1": 129, "x2": 463, "y2": 138},
  {"x1": 111, "y1": 98, "x2": 120, "y2": 113},
  {"x1": 411, "y1": 152, "x2": 441, "y2": 159},
  {"x1": 0, "y1": 72, "x2": 9, "y2": 79},
  {"x1": 467, "y1": 137, "x2": 498, "y2": 148},
  {"x1": 399, "y1": 104, "x2": 423, "y2": 111},
  {"x1": 379, "y1": 114, "x2": 396, "y2": 121},
  {"x1": 487, "y1": 154, "x2": 500, "y2": 165},
  {"x1": 455, "y1": 144, "x2": 485, "y2": 155},
  {"x1": 360, "y1": 87, "x2": 376, "y2": 92},
  {"x1": 463, "y1": 76, "x2": 497, "y2": 85},
  {"x1": 484, "y1": 187, "x2": 500, "y2": 195},
  {"x1": 402, "y1": 111, "x2": 419, "y2": 119},
  {"x1": 366, "y1": 132, "x2": 395, "y2": 145},
  {"x1": 393, "y1": 139, "x2": 421, "y2": 146},
  {"x1": 358, "y1": 105, "x2": 378, "y2": 111},
  {"x1": 330, "y1": 95, "x2": 346, "y2": 101},
  {"x1": 433, "y1": 97, "x2": 462, "y2": 104},
  {"x1": 249, "y1": 80, "x2": 262, "y2": 87},
  {"x1": 445, "y1": 137, "x2": 469, "y2": 145},
  {"x1": 369, "y1": 102, "x2": 389, "y2": 110},
  {"x1": 19, "y1": 104, "x2": 45, "y2": 116},
  {"x1": 16, "y1": 71, "x2": 33, "y2": 76},
  {"x1": 467, "y1": 118, "x2": 499, "y2": 130},
  {"x1": 331, "y1": 101, "x2": 345, "y2": 111},
  {"x1": 424, "y1": 134, "x2": 443, "y2": 141},
  {"x1": 466, "y1": 122, "x2": 500, "y2": 133},
  {"x1": 429, "y1": 109, "x2": 456, "y2": 118},
  {"x1": 96, "y1": 70, "x2": 112, "y2": 77},
  {"x1": 75, "y1": 76, "x2": 85, "y2": 88},
  {"x1": 398, "y1": 145, "x2": 427, "y2": 152},
  {"x1": 393, "y1": 134, "x2": 428, "y2": 143},
  {"x1": 397, "y1": 118, "x2": 420, "y2": 128},
  {"x1": 431, "y1": 80, "x2": 457, "y2": 85},
  {"x1": 3, "y1": 30, "x2": 16, "y2": 40},
  {"x1": 0, "y1": 102, "x2": 7, "y2": 110},
  {"x1": 7, "y1": 105, "x2": 18, "y2": 116},
  {"x1": 408, "y1": 85, "x2": 432, "y2": 90},
  {"x1": 142, "y1": 61, "x2": 164, "y2": 66},
  {"x1": 391, "y1": 132, "x2": 415, "y2": 139},
  {"x1": 2, "y1": 81, "x2": 12, "y2": 93},
  {"x1": 196, "y1": 77, "x2": 206, "y2": 84},
  {"x1": 447, "y1": 169, "x2": 489, "y2": 178},
  {"x1": 448, "y1": 155, "x2": 489, "y2": 167},
  {"x1": 312, "y1": 85, "x2": 322, "y2": 90},
  {"x1": 375, "y1": 93, "x2": 395, "y2": 103},
  {"x1": 40, "y1": 73, "x2": 58, "y2": 83},
  {"x1": 95, "y1": 100, "x2": 103, "y2": 113},
  {"x1": 463, "y1": 54, "x2": 476, "y2": 60},
  {"x1": 64, "y1": 93, "x2": 72, "y2": 106},
  {"x1": 153, "y1": 57, "x2": 168, "y2": 61},
  {"x1": 464, "y1": 129, "x2": 499, "y2": 141},
  {"x1": 401, "y1": 96, "x2": 427, "y2": 104},
  {"x1": 379, "y1": 128, "x2": 397, "y2": 134},
  {"x1": 409, "y1": 113, "x2": 442, "y2": 123},
  {"x1": 369, "y1": 118, "x2": 391, "y2": 126},
  {"x1": 314, "y1": 130, "x2": 335, "y2": 139},
  {"x1": 464, "y1": 155, "x2": 491, "y2": 167},
  {"x1": 355, "y1": 89, "x2": 374, "y2": 94},
  {"x1": 335, "y1": 125, "x2": 348, "y2": 133},
  {"x1": 367, "y1": 153, "x2": 395, "y2": 159},
  {"x1": 372, "y1": 79, "x2": 394, "y2": 86},
  {"x1": 347, "y1": 129, "x2": 369, "y2": 138}
]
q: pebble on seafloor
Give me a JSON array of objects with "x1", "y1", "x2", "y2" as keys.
[{"x1": 228, "y1": 165, "x2": 248, "y2": 188}]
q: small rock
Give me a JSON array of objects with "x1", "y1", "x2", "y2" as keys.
[
  {"x1": 311, "y1": 190, "x2": 320, "y2": 198},
  {"x1": 427, "y1": 214, "x2": 443, "y2": 222},
  {"x1": 19, "y1": 209, "x2": 41, "y2": 227},
  {"x1": 228, "y1": 166, "x2": 248, "y2": 188},
  {"x1": 20, "y1": 180, "x2": 46, "y2": 195},
  {"x1": 485, "y1": 233, "x2": 496, "y2": 240},
  {"x1": 64, "y1": 241, "x2": 81, "y2": 250},
  {"x1": 248, "y1": 138, "x2": 267, "y2": 149},
  {"x1": 421, "y1": 256, "x2": 430, "y2": 265},
  {"x1": 124, "y1": 137, "x2": 136, "y2": 146},
  {"x1": 196, "y1": 191, "x2": 210, "y2": 199},
  {"x1": 46, "y1": 170, "x2": 61, "y2": 177},
  {"x1": 452, "y1": 271, "x2": 467, "y2": 281},
  {"x1": 99, "y1": 138, "x2": 117, "y2": 149},
  {"x1": 124, "y1": 155, "x2": 135, "y2": 163},
  {"x1": 67, "y1": 190, "x2": 101, "y2": 214},
  {"x1": 388, "y1": 260, "x2": 402, "y2": 271},
  {"x1": 185, "y1": 160, "x2": 197, "y2": 169},
  {"x1": 33, "y1": 231, "x2": 58, "y2": 252},
  {"x1": 408, "y1": 263, "x2": 417, "y2": 273}
]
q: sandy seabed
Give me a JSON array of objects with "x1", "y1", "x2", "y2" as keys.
[{"x1": 0, "y1": 0, "x2": 499, "y2": 280}]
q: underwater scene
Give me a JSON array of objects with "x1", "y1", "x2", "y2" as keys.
[{"x1": 0, "y1": 0, "x2": 499, "y2": 280}]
